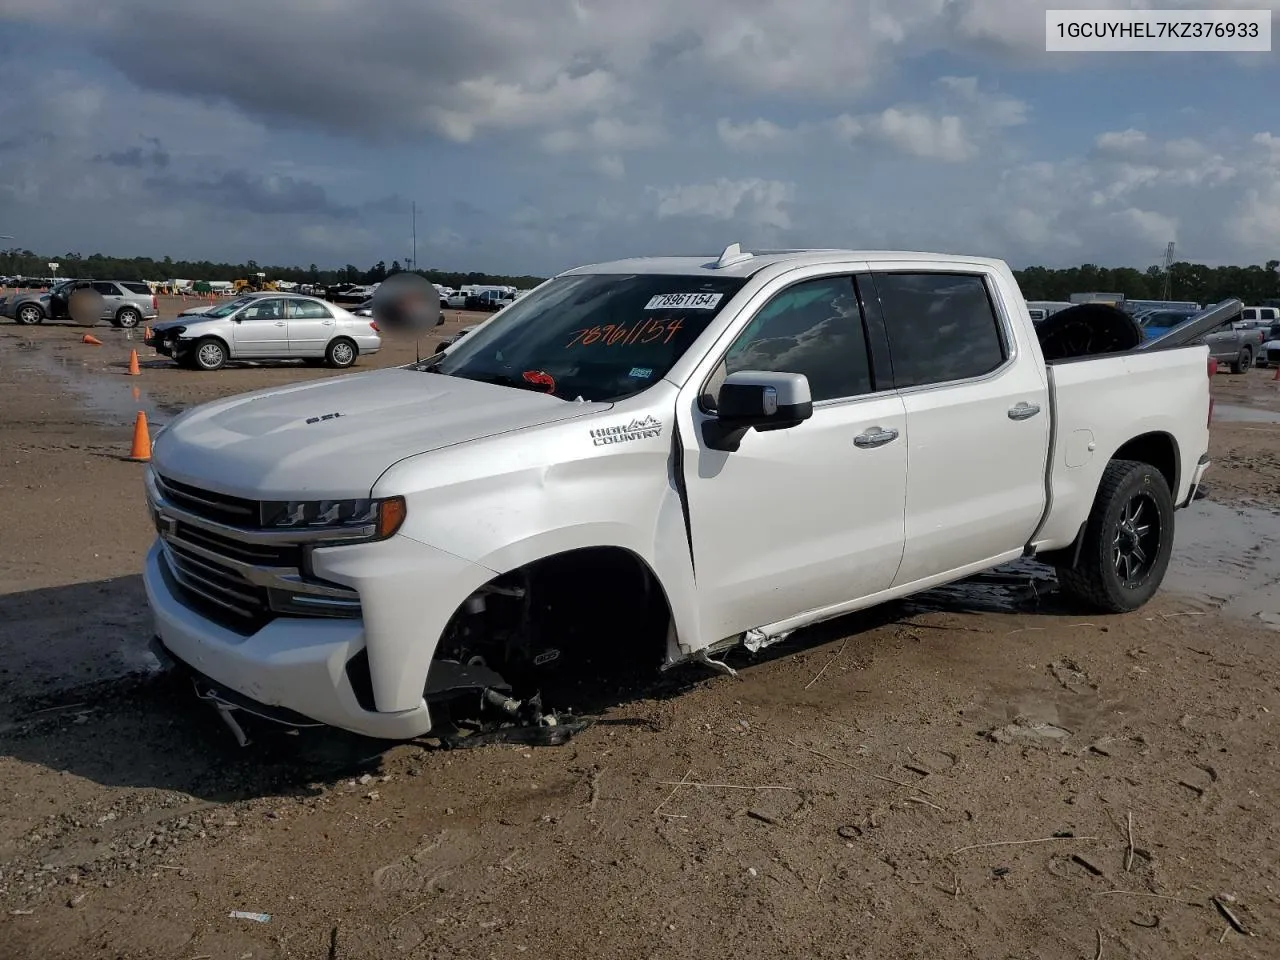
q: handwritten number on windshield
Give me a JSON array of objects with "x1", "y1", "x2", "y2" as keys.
[{"x1": 566, "y1": 318, "x2": 684, "y2": 349}]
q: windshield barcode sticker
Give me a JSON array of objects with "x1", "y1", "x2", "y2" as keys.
[{"x1": 644, "y1": 293, "x2": 723, "y2": 311}]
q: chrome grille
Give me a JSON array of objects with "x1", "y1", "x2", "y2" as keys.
[
  {"x1": 155, "y1": 474, "x2": 259, "y2": 527},
  {"x1": 173, "y1": 521, "x2": 299, "y2": 567},
  {"x1": 162, "y1": 542, "x2": 270, "y2": 629}
]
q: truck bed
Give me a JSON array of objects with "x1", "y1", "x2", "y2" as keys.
[{"x1": 1032, "y1": 344, "x2": 1212, "y2": 551}]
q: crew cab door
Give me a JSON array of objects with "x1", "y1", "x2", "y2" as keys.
[
  {"x1": 231, "y1": 297, "x2": 289, "y2": 357},
  {"x1": 680, "y1": 272, "x2": 907, "y2": 644},
  {"x1": 867, "y1": 268, "x2": 1050, "y2": 587}
]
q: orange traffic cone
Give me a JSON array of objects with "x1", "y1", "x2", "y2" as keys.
[
  {"x1": 1273, "y1": 364, "x2": 1279, "y2": 382},
  {"x1": 128, "y1": 412, "x2": 151, "y2": 462},
  {"x1": 82, "y1": 333, "x2": 102, "y2": 346},
  {"x1": 143, "y1": 326, "x2": 152, "y2": 339},
  {"x1": 128, "y1": 349, "x2": 140, "y2": 376}
]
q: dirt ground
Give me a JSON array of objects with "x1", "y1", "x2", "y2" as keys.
[{"x1": 2, "y1": 299, "x2": 1279, "y2": 960}]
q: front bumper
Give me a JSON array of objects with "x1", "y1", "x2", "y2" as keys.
[{"x1": 146, "y1": 541, "x2": 434, "y2": 739}]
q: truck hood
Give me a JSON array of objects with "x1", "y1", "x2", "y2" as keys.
[{"x1": 151, "y1": 368, "x2": 609, "y2": 498}]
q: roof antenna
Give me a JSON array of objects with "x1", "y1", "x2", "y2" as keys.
[{"x1": 714, "y1": 242, "x2": 754, "y2": 269}]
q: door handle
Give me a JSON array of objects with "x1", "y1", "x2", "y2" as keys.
[
  {"x1": 1008, "y1": 401, "x2": 1041, "y2": 421},
  {"x1": 854, "y1": 426, "x2": 899, "y2": 448},
  {"x1": 322, "y1": 320, "x2": 335, "y2": 325},
  {"x1": 274, "y1": 321, "x2": 286, "y2": 326}
]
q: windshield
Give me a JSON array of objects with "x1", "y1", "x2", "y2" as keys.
[
  {"x1": 198, "y1": 296, "x2": 257, "y2": 319},
  {"x1": 427, "y1": 274, "x2": 747, "y2": 402}
]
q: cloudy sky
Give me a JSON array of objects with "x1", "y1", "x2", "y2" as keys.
[{"x1": 1, "y1": 0, "x2": 1278, "y2": 276}]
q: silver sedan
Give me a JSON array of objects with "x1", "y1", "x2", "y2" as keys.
[{"x1": 145, "y1": 294, "x2": 381, "y2": 371}]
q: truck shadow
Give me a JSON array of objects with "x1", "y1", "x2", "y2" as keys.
[{"x1": 0, "y1": 565, "x2": 1081, "y2": 803}]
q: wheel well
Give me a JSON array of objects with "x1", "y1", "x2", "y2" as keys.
[
  {"x1": 117, "y1": 304, "x2": 139, "y2": 315},
  {"x1": 1112, "y1": 432, "x2": 1178, "y2": 495},
  {"x1": 432, "y1": 546, "x2": 673, "y2": 702},
  {"x1": 1041, "y1": 432, "x2": 1179, "y2": 570},
  {"x1": 329, "y1": 335, "x2": 357, "y2": 350},
  {"x1": 190, "y1": 334, "x2": 229, "y2": 361}
]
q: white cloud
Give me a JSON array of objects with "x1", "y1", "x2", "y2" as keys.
[
  {"x1": 935, "y1": 75, "x2": 1029, "y2": 127},
  {"x1": 651, "y1": 178, "x2": 795, "y2": 230},
  {"x1": 866, "y1": 108, "x2": 974, "y2": 162},
  {"x1": 539, "y1": 116, "x2": 664, "y2": 156},
  {"x1": 984, "y1": 129, "x2": 1280, "y2": 265},
  {"x1": 1095, "y1": 128, "x2": 1149, "y2": 155},
  {"x1": 592, "y1": 154, "x2": 627, "y2": 180},
  {"x1": 716, "y1": 118, "x2": 789, "y2": 151}
]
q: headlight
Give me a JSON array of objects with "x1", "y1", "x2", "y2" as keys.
[{"x1": 259, "y1": 496, "x2": 406, "y2": 539}]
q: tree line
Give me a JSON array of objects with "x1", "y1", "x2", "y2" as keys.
[
  {"x1": 4, "y1": 247, "x2": 1280, "y2": 305},
  {"x1": 0, "y1": 249, "x2": 546, "y2": 291},
  {"x1": 1011, "y1": 261, "x2": 1280, "y2": 306}
]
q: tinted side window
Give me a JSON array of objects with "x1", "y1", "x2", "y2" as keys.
[
  {"x1": 121, "y1": 282, "x2": 152, "y2": 295},
  {"x1": 874, "y1": 273, "x2": 1006, "y2": 387},
  {"x1": 290, "y1": 299, "x2": 332, "y2": 319},
  {"x1": 91, "y1": 281, "x2": 119, "y2": 296},
  {"x1": 723, "y1": 276, "x2": 872, "y2": 402}
]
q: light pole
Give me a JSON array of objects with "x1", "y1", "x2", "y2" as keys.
[
  {"x1": 48, "y1": 261, "x2": 59, "y2": 281},
  {"x1": 409, "y1": 201, "x2": 417, "y2": 272}
]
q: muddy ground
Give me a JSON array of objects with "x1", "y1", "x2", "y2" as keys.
[{"x1": 1, "y1": 300, "x2": 1279, "y2": 960}]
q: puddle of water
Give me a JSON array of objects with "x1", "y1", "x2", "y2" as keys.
[
  {"x1": 12, "y1": 342, "x2": 180, "y2": 428},
  {"x1": 1212, "y1": 404, "x2": 1280, "y2": 425},
  {"x1": 906, "y1": 501, "x2": 1280, "y2": 632},
  {"x1": 1165, "y1": 500, "x2": 1280, "y2": 631}
]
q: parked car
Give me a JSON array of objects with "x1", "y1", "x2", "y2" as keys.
[
  {"x1": 176, "y1": 291, "x2": 276, "y2": 317},
  {"x1": 465, "y1": 289, "x2": 516, "y2": 312},
  {"x1": 1258, "y1": 324, "x2": 1280, "y2": 368},
  {"x1": 1, "y1": 278, "x2": 159, "y2": 327},
  {"x1": 433, "y1": 324, "x2": 478, "y2": 353},
  {"x1": 1142, "y1": 309, "x2": 1262, "y2": 373},
  {"x1": 143, "y1": 294, "x2": 381, "y2": 370},
  {"x1": 141, "y1": 244, "x2": 1212, "y2": 742},
  {"x1": 325, "y1": 283, "x2": 377, "y2": 305},
  {"x1": 1205, "y1": 320, "x2": 1267, "y2": 372},
  {"x1": 1137, "y1": 310, "x2": 1196, "y2": 338}
]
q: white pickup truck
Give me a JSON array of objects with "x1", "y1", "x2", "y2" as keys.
[{"x1": 143, "y1": 247, "x2": 1213, "y2": 742}]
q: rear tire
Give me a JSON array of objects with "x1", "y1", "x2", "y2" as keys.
[
  {"x1": 1056, "y1": 459, "x2": 1175, "y2": 614},
  {"x1": 1230, "y1": 347, "x2": 1251, "y2": 374},
  {"x1": 116, "y1": 308, "x2": 141, "y2": 328},
  {"x1": 325, "y1": 337, "x2": 357, "y2": 368}
]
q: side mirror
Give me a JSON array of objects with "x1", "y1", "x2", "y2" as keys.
[{"x1": 703, "y1": 370, "x2": 813, "y2": 452}]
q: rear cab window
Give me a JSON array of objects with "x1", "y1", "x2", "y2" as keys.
[{"x1": 872, "y1": 272, "x2": 1007, "y2": 387}]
